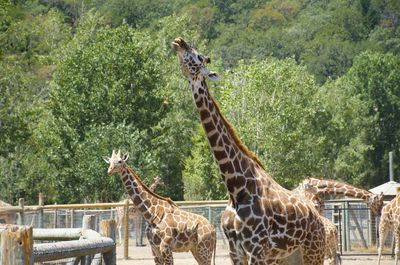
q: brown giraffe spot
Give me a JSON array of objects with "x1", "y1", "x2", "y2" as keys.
[
  {"x1": 212, "y1": 114, "x2": 218, "y2": 124},
  {"x1": 253, "y1": 200, "x2": 264, "y2": 216},
  {"x1": 122, "y1": 175, "x2": 129, "y2": 183},
  {"x1": 200, "y1": 109, "x2": 210, "y2": 120},
  {"x1": 234, "y1": 176, "x2": 246, "y2": 189},
  {"x1": 214, "y1": 149, "x2": 227, "y2": 160},
  {"x1": 133, "y1": 195, "x2": 141, "y2": 205},
  {"x1": 222, "y1": 134, "x2": 230, "y2": 145},
  {"x1": 195, "y1": 98, "x2": 203, "y2": 108},
  {"x1": 246, "y1": 179, "x2": 257, "y2": 194},
  {"x1": 208, "y1": 132, "x2": 218, "y2": 146},
  {"x1": 274, "y1": 214, "x2": 287, "y2": 226},
  {"x1": 220, "y1": 161, "x2": 234, "y2": 174},
  {"x1": 208, "y1": 101, "x2": 214, "y2": 111},
  {"x1": 237, "y1": 205, "x2": 251, "y2": 218},
  {"x1": 273, "y1": 236, "x2": 289, "y2": 250},
  {"x1": 203, "y1": 121, "x2": 214, "y2": 133},
  {"x1": 233, "y1": 158, "x2": 241, "y2": 172}
]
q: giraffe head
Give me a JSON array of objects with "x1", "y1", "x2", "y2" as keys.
[
  {"x1": 302, "y1": 178, "x2": 318, "y2": 193},
  {"x1": 368, "y1": 192, "x2": 384, "y2": 216},
  {"x1": 171, "y1": 37, "x2": 219, "y2": 81},
  {"x1": 103, "y1": 150, "x2": 129, "y2": 175}
]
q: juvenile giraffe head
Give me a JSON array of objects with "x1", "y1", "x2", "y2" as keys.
[
  {"x1": 171, "y1": 37, "x2": 219, "y2": 81},
  {"x1": 368, "y1": 192, "x2": 384, "y2": 216},
  {"x1": 103, "y1": 150, "x2": 129, "y2": 175}
]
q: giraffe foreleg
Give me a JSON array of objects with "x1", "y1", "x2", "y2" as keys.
[
  {"x1": 160, "y1": 241, "x2": 174, "y2": 265},
  {"x1": 377, "y1": 220, "x2": 389, "y2": 265},
  {"x1": 395, "y1": 230, "x2": 400, "y2": 265},
  {"x1": 225, "y1": 236, "x2": 248, "y2": 265},
  {"x1": 150, "y1": 243, "x2": 164, "y2": 265}
]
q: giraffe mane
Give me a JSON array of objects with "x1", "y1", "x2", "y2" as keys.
[
  {"x1": 126, "y1": 166, "x2": 177, "y2": 207},
  {"x1": 209, "y1": 94, "x2": 265, "y2": 170}
]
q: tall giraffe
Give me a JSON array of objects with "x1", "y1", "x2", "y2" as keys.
[
  {"x1": 104, "y1": 150, "x2": 216, "y2": 265},
  {"x1": 115, "y1": 175, "x2": 164, "y2": 245},
  {"x1": 303, "y1": 177, "x2": 384, "y2": 216},
  {"x1": 377, "y1": 194, "x2": 400, "y2": 265},
  {"x1": 172, "y1": 37, "x2": 325, "y2": 265}
]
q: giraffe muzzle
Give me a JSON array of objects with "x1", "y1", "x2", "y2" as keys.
[{"x1": 172, "y1": 37, "x2": 189, "y2": 51}]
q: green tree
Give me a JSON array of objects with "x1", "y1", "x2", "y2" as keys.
[
  {"x1": 217, "y1": 58, "x2": 322, "y2": 187},
  {"x1": 344, "y1": 51, "x2": 400, "y2": 186},
  {"x1": 182, "y1": 126, "x2": 226, "y2": 200},
  {"x1": 47, "y1": 14, "x2": 166, "y2": 203}
]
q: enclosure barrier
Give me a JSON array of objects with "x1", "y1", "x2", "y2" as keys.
[
  {"x1": 0, "y1": 215, "x2": 116, "y2": 265},
  {"x1": 2, "y1": 196, "x2": 398, "y2": 258}
]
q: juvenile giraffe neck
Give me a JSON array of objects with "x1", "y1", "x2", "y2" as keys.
[
  {"x1": 308, "y1": 178, "x2": 371, "y2": 200},
  {"x1": 119, "y1": 166, "x2": 175, "y2": 224},
  {"x1": 189, "y1": 76, "x2": 269, "y2": 197}
]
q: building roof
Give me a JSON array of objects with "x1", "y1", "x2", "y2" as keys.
[{"x1": 369, "y1": 180, "x2": 400, "y2": 195}]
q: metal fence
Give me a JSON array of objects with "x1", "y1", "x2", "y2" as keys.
[
  {"x1": 4, "y1": 199, "x2": 397, "y2": 259},
  {"x1": 324, "y1": 200, "x2": 394, "y2": 256}
]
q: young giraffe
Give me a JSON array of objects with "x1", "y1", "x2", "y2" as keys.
[
  {"x1": 303, "y1": 177, "x2": 384, "y2": 216},
  {"x1": 115, "y1": 176, "x2": 164, "y2": 245},
  {"x1": 377, "y1": 194, "x2": 400, "y2": 265},
  {"x1": 104, "y1": 150, "x2": 216, "y2": 265},
  {"x1": 172, "y1": 37, "x2": 326, "y2": 265},
  {"x1": 292, "y1": 182, "x2": 341, "y2": 265}
]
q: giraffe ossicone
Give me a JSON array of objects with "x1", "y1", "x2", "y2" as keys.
[
  {"x1": 172, "y1": 37, "x2": 326, "y2": 265},
  {"x1": 105, "y1": 150, "x2": 216, "y2": 265}
]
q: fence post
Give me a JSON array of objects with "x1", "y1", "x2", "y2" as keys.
[
  {"x1": 38, "y1": 193, "x2": 45, "y2": 228},
  {"x1": 17, "y1": 198, "x2": 24, "y2": 226},
  {"x1": 124, "y1": 199, "x2": 129, "y2": 260},
  {"x1": 344, "y1": 201, "x2": 350, "y2": 251},
  {"x1": 0, "y1": 225, "x2": 33, "y2": 265},
  {"x1": 100, "y1": 219, "x2": 116, "y2": 265},
  {"x1": 53, "y1": 209, "x2": 57, "y2": 228},
  {"x1": 82, "y1": 215, "x2": 96, "y2": 265},
  {"x1": 70, "y1": 209, "x2": 75, "y2": 228}
]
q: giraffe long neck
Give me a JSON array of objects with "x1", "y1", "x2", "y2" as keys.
[
  {"x1": 189, "y1": 76, "x2": 268, "y2": 197},
  {"x1": 119, "y1": 166, "x2": 174, "y2": 224},
  {"x1": 308, "y1": 178, "x2": 372, "y2": 201}
]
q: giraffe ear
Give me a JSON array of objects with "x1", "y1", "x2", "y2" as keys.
[
  {"x1": 207, "y1": 71, "x2": 220, "y2": 81},
  {"x1": 200, "y1": 67, "x2": 220, "y2": 81},
  {"x1": 122, "y1": 153, "x2": 129, "y2": 161},
  {"x1": 103, "y1": 157, "x2": 110, "y2": 164}
]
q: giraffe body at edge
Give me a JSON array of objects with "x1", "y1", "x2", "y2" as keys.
[
  {"x1": 172, "y1": 37, "x2": 326, "y2": 265},
  {"x1": 105, "y1": 150, "x2": 216, "y2": 265},
  {"x1": 377, "y1": 194, "x2": 400, "y2": 265}
]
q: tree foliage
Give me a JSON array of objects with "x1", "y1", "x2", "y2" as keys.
[{"x1": 1, "y1": 0, "x2": 400, "y2": 203}]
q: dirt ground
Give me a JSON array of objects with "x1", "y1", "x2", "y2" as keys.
[{"x1": 115, "y1": 243, "x2": 396, "y2": 265}]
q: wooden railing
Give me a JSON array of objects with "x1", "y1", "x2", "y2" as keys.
[{"x1": 0, "y1": 216, "x2": 116, "y2": 265}]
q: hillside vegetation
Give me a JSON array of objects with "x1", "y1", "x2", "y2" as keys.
[{"x1": 1, "y1": 0, "x2": 399, "y2": 204}]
